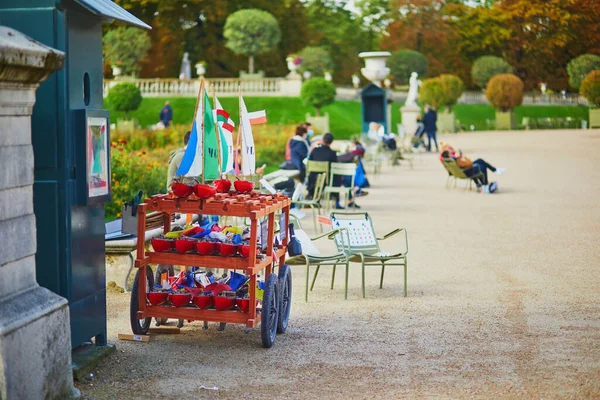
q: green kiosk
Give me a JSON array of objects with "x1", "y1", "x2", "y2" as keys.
[{"x1": 0, "y1": 1, "x2": 149, "y2": 348}]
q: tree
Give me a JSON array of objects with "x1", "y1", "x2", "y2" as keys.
[
  {"x1": 471, "y1": 56, "x2": 512, "y2": 89},
  {"x1": 103, "y1": 27, "x2": 151, "y2": 77},
  {"x1": 439, "y1": 74, "x2": 465, "y2": 111},
  {"x1": 485, "y1": 74, "x2": 524, "y2": 112},
  {"x1": 567, "y1": 54, "x2": 600, "y2": 90},
  {"x1": 499, "y1": 0, "x2": 600, "y2": 90},
  {"x1": 388, "y1": 49, "x2": 429, "y2": 85},
  {"x1": 580, "y1": 70, "x2": 600, "y2": 108},
  {"x1": 223, "y1": 9, "x2": 281, "y2": 74},
  {"x1": 106, "y1": 83, "x2": 143, "y2": 120},
  {"x1": 300, "y1": 77, "x2": 336, "y2": 116},
  {"x1": 419, "y1": 78, "x2": 445, "y2": 110},
  {"x1": 298, "y1": 46, "x2": 334, "y2": 77}
]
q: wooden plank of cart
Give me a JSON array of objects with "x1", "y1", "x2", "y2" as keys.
[{"x1": 130, "y1": 191, "x2": 292, "y2": 348}]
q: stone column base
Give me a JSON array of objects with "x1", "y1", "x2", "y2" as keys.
[
  {"x1": 401, "y1": 104, "x2": 421, "y2": 144},
  {"x1": 0, "y1": 286, "x2": 74, "y2": 400}
]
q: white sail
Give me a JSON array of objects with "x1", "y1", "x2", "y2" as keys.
[{"x1": 239, "y1": 96, "x2": 256, "y2": 176}]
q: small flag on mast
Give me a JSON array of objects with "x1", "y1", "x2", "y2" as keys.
[{"x1": 247, "y1": 110, "x2": 267, "y2": 125}]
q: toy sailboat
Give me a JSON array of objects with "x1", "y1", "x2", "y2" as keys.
[{"x1": 170, "y1": 79, "x2": 266, "y2": 197}]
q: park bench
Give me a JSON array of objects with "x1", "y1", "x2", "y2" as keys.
[{"x1": 442, "y1": 157, "x2": 483, "y2": 191}]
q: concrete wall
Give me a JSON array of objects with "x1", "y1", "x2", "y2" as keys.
[{"x1": 0, "y1": 26, "x2": 74, "y2": 400}]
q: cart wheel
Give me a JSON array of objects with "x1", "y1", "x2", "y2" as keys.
[
  {"x1": 130, "y1": 267, "x2": 153, "y2": 335},
  {"x1": 154, "y1": 264, "x2": 174, "y2": 326},
  {"x1": 277, "y1": 264, "x2": 292, "y2": 334},
  {"x1": 261, "y1": 273, "x2": 279, "y2": 348}
]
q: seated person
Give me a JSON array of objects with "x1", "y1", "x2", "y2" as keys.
[
  {"x1": 307, "y1": 133, "x2": 360, "y2": 209},
  {"x1": 440, "y1": 141, "x2": 506, "y2": 193},
  {"x1": 289, "y1": 124, "x2": 310, "y2": 181},
  {"x1": 337, "y1": 139, "x2": 369, "y2": 195}
]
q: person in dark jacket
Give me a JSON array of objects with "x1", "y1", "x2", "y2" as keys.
[
  {"x1": 289, "y1": 124, "x2": 310, "y2": 181},
  {"x1": 423, "y1": 105, "x2": 438, "y2": 152},
  {"x1": 160, "y1": 101, "x2": 173, "y2": 127},
  {"x1": 308, "y1": 133, "x2": 360, "y2": 209}
]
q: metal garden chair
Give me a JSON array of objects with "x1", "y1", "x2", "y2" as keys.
[
  {"x1": 320, "y1": 212, "x2": 409, "y2": 298},
  {"x1": 284, "y1": 218, "x2": 349, "y2": 302},
  {"x1": 323, "y1": 162, "x2": 356, "y2": 212},
  {"x1": 292, "y1": 172, "x2": 326, "y2": 233},
  {"x1": 442, "y1": 158, "x2": 483, "y2": 191}
]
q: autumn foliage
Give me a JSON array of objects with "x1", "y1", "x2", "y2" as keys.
[
  {"x1": 485, "y1": 74, "x2": 525, "y2": 112},
  {"x1": 580, "y1": 70, "x2": 600, "y2": 108}
]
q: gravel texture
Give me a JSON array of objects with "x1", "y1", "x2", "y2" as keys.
[{"x1": 77, "y1": 129, "x2": 600, "y2": 399}]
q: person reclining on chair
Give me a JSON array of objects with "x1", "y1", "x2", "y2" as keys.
[{"x1": 440, "y1": 141, "x2": 506, "y2": 193}]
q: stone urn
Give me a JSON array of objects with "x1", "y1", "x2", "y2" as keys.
[
  {"x1": 111, "y1": 64, "x2": 122, "y2": 77},
  {"x1": 359, "y1": 51, "x2": 391, "y2": 86},
  {"x1": 195, "y1": 63, "x2": 206, "y2": 77},
  {"x1": 324, "y1": 71, "x2": 332, "y2": 81}
]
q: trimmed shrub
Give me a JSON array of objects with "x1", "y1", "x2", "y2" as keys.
[
  {"x1": 224, "y1": 9, "x2": 281, "y2": 74},
  {"x1": 106, "y1": 83, "x2": 142, "y2": 120},
  {"x1": 300, "y1": 77, "x2": 336, "y2": 116},
  {"x1": 580, "y1": 70, "x2": 600, "y2": 107},
  {"x1": 471, "y1": 56, "x2": 512, "y2": 89},
  {"x1": 485, "y1": 74, "x2": 524, "y2": 112},
  {"x1": 388, "y1": 50, "x2": 429, "y2": 85},
  {"x1": 568, "y1": 55, "x2": 600, "y2": 90},
  {"x1": 298, "y1": 46, "x2": 334, "y2": 77},
  {"x1": 419, "y1": 78, "x2": 445, "y2": 110},
  {"x1": 439, "y1": 74, "x2": 465, "y2": 111}
]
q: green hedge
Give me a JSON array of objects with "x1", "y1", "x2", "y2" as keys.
[{"x1": 106, "y1": 97, "x2": 589, "y2": 135}]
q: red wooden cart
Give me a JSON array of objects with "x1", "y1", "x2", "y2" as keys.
[{"x1": 130, "y1": 191, "x2": 292, "y2": 347}]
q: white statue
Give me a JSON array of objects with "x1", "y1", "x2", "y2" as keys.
[
  {"x1": 405, "y1": 72, "x2": 421, "y2": 106},
  {"x1": 180, "y1": 52, "x2": 191, "y2": 80}
]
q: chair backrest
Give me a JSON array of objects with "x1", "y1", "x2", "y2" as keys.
[
  {"x1": 442, "y1": 158, "x2": 467, "y2": 179},
  {"x1": 312, "y1": 173, "x2": 327, "y2": 202},
  {"x1": 329, "y1": 212, "x2": 380, "y2": 256},
  {"x1": 306, "y1": 160, "x2": 330, "y2": 175},
  {"x1": 328, "y1": 162, "x2": 356, "y2": 189}
]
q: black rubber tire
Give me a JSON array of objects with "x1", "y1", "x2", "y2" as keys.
[
  {"x1": 130, "y1": 267, "x2": 153, "y2": 335},
  {"x1": 261, "y1": 273, "x2": 279, "y2": 348},
  {"x1": 154, "y1": 265, "x2": 174, "y2": 326},
  {"x1": 277, "y1": 264, "x2": 292, "y2": 334}
]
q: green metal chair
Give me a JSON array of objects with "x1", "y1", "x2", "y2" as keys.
[
  {"x1": 292, "y1": 172, "x2": 327, "y2": 233},
  {"x1": 285, "y1": 218, "x2": 349, "y2": 302},
  {"x1": 442, "y1": 158, "x2": 483, "y2": 191},
  {"x1": 323, "y1": 162, "x2": 356, "y2": 212},
  {"x1": 320, "y1": 212, "x2": 409, "y2": 298}
]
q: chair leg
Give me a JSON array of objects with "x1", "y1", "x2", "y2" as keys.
[
  {"x1": 305, "y1": 261, "x2": 309, "y2": 302},
  {"x1": 310, "y1": 205, "x2": 317, "y2": 232},
  {"x1": 362, "y1": 261, "x2": 366, "y2": 298},
  {"x1": 380, "y1": 262, "x2": 385, "y2": 289},
  {"x1": 310, "y1": 264, "x2": 321, "y2": 291},
  {"x1": 344, "y1": 262, "x2": 349, "y2": 300},
  {"x1": 404, "y1": 258, "x2": 408, "y2": 297},
  {"x1": 331, "y1": 263, "x2": 337, "y2": 289},
  {"x1": 316, "y1": 205, "x2": 323, "y2": 233}
]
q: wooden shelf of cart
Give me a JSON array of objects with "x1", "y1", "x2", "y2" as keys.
[{"x1": 132, "y1": 191, "x2": 292, "y2": 347}]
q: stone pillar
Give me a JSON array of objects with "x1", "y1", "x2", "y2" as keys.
[
  {"x1": 401, "y1": 103, "x2": 421, "y2": 141},
  {"x1": 0, "y1": 27, "x2": 74, "y2": 400}
]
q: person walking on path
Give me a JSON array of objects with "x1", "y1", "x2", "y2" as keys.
[
  {"x1": 160, "y1": 101, "x2": 173, "y2": 127},
  {"x1": 423, "y1": 105, "x2": 438, "y2": 152}
]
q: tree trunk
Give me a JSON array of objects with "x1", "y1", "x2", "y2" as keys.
[
  {"x1": 249, "y1": 56, "x2": 254, "y2": 74},
  {"x1": 315, "y1": 107, "x2": 320, "y2": 117},
  {"x1": 126, "y1": 110, "x2": 130, "y2": 120}
]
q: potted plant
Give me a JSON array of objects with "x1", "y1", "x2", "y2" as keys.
[
  {"x1": 486, "y1": 73, "x2": 524, "y2": 130},
  {"x1": 286, "y1": 54, "x2": 302, "y2": 74},
  {"x1": 300, "y1": 77, "x2": 336, "y2": 132},
  {"x1": 580, "y1": 70, "x2": 600, "y2": 128},
  {"x1": 195, "y1": 61, "x2": 207, "y2": 77},
  {"x1": 437, "y1": 74, "x2": 465, "y2": 133}
]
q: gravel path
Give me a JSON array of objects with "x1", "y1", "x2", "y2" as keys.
[{"x1": 77, "y1": 129, "x2": 600, "y2": 399}]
